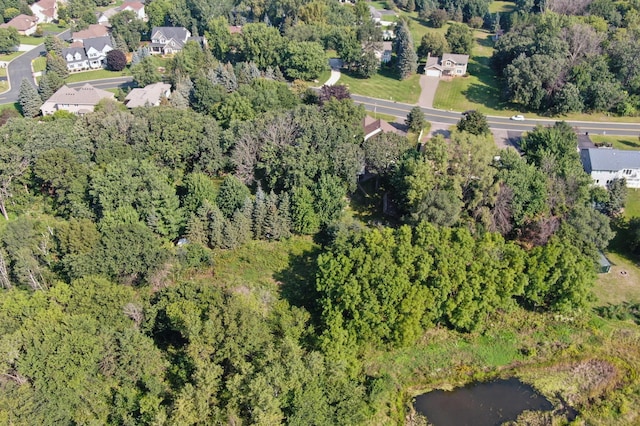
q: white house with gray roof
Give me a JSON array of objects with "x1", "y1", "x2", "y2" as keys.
[
  {"x1": 150, "y1": 27, "x2": 205, "y2": 55},
  {"x1": 580, "y1": 148, "x2": 640, "y2": 188},
  {"x1": 62, "y1": 36, "x2": 114, "y2": 71}
]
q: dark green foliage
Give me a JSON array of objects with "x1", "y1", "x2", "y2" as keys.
[
  {"x1": 216, "y1": 175, "x2": 250, "y2": 217},
  {"x1": 405, "y1": 106, "x2": 426, "y2": 133},
  {"x1": 395, "y1": 20, "x2": 418, "y2": 79},
  {"x1": 109, "y1": 10, "x2": 146, "y2": 52},
  {"x1": 418, "y1": 32, "x2": 448, "y2": 58},
  {"x1": 284, "y1": 40, "x2": 327, "y2": 81},
  {"x1": 0, "y1": 27, "x2": 18, "y2": 53},
  {"x1": 45, "y1": 52, "x2": 69, "y2": 78},
  {"x1": 457, "y1": 110, "x2": 489, "y2": 135},
  {"x1": 89, "y1": 159, "x2": 183, "y2": 239},
  {"x1": 429, "y1": 9, "x2": 448, "y2": 28},
  {"x1": 290, "y1": 186, "x2": 320, "y2": 235},
  {"x1": 445, "y1": 23, "x2": 474, "y2": 55},
  {"x1": 131, "y1": 57, "x2": 161, "y2": 87},
  {"x1": 364, "y1": 132, "x2": 414, "y2": 175},
  {"x1": 604, "y1": 178, "x2": 627, "y2": 217}
]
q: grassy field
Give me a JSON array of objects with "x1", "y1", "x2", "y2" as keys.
[
  {"x1": 65, "y1": 68, "x2": 131, "y2": 83},
  {"x1": 591, "y1": 135, "x2": 640, "y2": 150},
  {"x1": 32, "y1": 56, "x2": 46, "y2": 73},
  {"x1": 38, "y1": 23, "x2": 68, "y2": 33},
  {"x1": 338, "y1": 67, "x2": 421, "y2": 104},
  {"x1": 595, "y1": 251, "x2": 640, "y2": 305}
]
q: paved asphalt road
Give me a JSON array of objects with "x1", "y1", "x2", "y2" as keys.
[
  {"x1": 0, "y1": 30, "x2": 70, "y2": 104},
  {"x1": 352, "y1": 94, "x2": 640, "y2": 137},
  {"x1": 1, "y1": 54, "x2": 638, "y2": 136}
]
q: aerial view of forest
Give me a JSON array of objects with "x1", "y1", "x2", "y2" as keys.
[{"x1": 1, "y1": 0, "x2": 640, "y2": 424}]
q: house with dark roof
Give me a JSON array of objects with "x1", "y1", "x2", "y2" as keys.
[
  {"x1": 580, "y1": 148, "x2": 640, "y2": 188},
  {"x1": 149, "y1": 26, "x2": 205, "y2": 55},
  {"x1": 62, "y1": 46, "x2": 89, "y2": 71},
  {"x1": 40, "y1": 83, "x2": 115, "y2": 115},
  {"x1": 363, "y1": 115, "x2": 404, "y2": 141},
  {"x1": 30, "y1": 0, "x2": 57, "y2": 23},
  {"x1": 424, "y1": 53, "x2": 469, "y2": 77},
  {"x1": 0, "y1": 14, "x2": 38, "y2": 35}
]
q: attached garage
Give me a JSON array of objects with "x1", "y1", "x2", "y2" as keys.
[{"x1": 425, "y1": 68, "x2": 441, "y2": 77}]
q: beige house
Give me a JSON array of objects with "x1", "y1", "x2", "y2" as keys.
[
  {"x1": 120, "y1": 1, "x2": 147, "y2": 21},
  {"x1": 124, "y1": 82, "x2": 171, "y2": 108},
  {"x1": 0, "y1": 14, "x2": 38, "y2": 36},
  {"x1": 40, "y1": 83, "x2": 114, "y2": 115},
  {"x1": 30, "y1": 0, "x2": 58, "y2": 23},
  {"x1": 363, "y1": 115, "x2": 404, "y2": 141},
  {"x1": 424, "y1": 53, "x2": 469, "y2": 77}
]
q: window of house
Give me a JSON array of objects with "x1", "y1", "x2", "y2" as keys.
[{"x1": 625, "y1": 169, "x2": 633, "y2": 175}]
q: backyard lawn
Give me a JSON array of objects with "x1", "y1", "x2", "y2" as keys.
[
  {"x1": 19, "y1": 35, "x2": 45, "y2": 45},
  {"x1": 625, "y1": 189, "x2": 640, "y2": 219},
  {"x1": 338, "y1": 67, "x2": 421, "y2": 104}
]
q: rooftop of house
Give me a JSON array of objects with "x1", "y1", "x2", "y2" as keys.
[
  {"x1": 121, "y1": 0, "x2": 144, "y2": 11},
  {"x1": 382, "y1": 41, "x2": 393, "y2": 51},
  {"x1": 442, "y1": 53, "x2": 469, "y2": 65},
  {"x1": 62, "y1": 46, "x2": 88, "y2": 61},
  {"x1": 0, "y1": 14, "x2": 37, "y2": 31},
  {"x1": 124, "y1": 82, "x2": 171, "y2": 108},
  {"x1": 72, "y1": 24, "x2": 109, "y2": 40},
  {"x1": 229, "y1": 25, "x2": 242, "y2": 34},
  {"x1": 580, "y1": 148, "x2": 640, "y2": 173},
  {"x1": 83, "y1": 35, "x2": 113, "y2": 52},
  {"x1": 32, "y1": 0, "x2": 56, "y2": 16},
  {"x1": 44, "y1": 83, "x2": 114, "y2": 106},
  {"x1": 151, "y1": 26, "x2": 191, "y2": 41}
]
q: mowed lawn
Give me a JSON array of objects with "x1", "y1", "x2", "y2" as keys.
[
  {"x1": 595, "y1": 251, "x2": 640, "y2": 305},
  {"x1": 65, "y1": 68, "x2": 130, "y2": 83},
  {"x1": 590, "y1": 135, "x2": 640, "y2": 151},
  {"x1": 338, "y1": 67, "x2": 421, "y2": 104},
  {"x1": 433, "y1": 30, "x2": 521, "y2": 115},
  {"x1": 625, "y1": 189, "x2": 640, "y2": 219}
]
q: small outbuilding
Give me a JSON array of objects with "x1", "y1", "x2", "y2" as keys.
[{"x1": 597, "y1": 251, "x2": 611, "y2": 274}]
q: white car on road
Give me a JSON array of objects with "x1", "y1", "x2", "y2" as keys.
[{"x1": 510, "y1": 115, "x2": 525, "y2": 121}]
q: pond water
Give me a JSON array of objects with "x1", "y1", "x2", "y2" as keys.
[{"x1": 413, "y1": 378, "x2": 553, "y2": 426}]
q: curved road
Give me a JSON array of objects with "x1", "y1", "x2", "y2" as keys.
[{"x1": 0, "y1": 30, "x2": 70, "y2": 104}]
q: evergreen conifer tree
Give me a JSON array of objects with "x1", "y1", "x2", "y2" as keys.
[{"x1": 19, "y1": 79, "x2": 42, "y2": 118}]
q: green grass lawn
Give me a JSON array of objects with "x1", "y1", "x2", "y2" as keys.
[
  {"x1": 339, "y1": 67, "x2": 421, "y2": 104},
  {"x1": 433, "y1": 30, "x2": 523, "y2": 115},
  {"x1": 19, "y1": 35, "x2": 45, "y2": 45},
  {"x1": 489, "y1": 0, "x2": 516, "y2": 13},
  {"x1": 595, "y1": 251, "x2": 640, "y2": 305},
  {"x1": 625, "y1": 189, "x2": 640, "y2": 218},
  {"x1": 38, "y1": 22, "x2": 69, "y2": 33},
  {"x1": 65, "y1": 68, "x2": 131, "y2": 83},
  {"x1": 32, "y1": 56, "x2": 46, "y2": 73},
  {"x1": 0, "y1": 51, "x2": 23, "y2": 62},
  {"x1": 590, "y1": 135, "x2": 640, "y2": 150},
  {"x1": 0, "y1": 68, "x2": 6, "y2": 78}
]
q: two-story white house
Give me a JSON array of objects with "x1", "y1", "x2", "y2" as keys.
[
  {"x1": 424, "y1": 53, "x2": 469, "y2": 77},
  {"x1": 62, "y1": 36, "x2": 114, "y2": 71},
  {"x1": 580, "y1": 148, "x2": 640, "y2": 188},
  {"x1": 62, "y1": 46, "x2": 89, "y2": 71},
  {"x1": 149, "y1": 26, "x2": 205, "y2": 55},
  {"x1": 120, "y1": 0, "x2": 147, "y2": 21},
  {"x1": 83, "y1": 36, "x2": 113, "y2": 68}
]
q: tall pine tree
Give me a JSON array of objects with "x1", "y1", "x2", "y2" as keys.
[
  {"x1": 395, "y1": 20, "x2": 418, "y2": 80},
  {"x1": 19, "y1": 79, "x2": 42, "y2": 118}
]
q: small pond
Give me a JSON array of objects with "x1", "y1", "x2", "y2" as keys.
[{"x1": 413, "y1": 378, "x2": 553, "y2": 426}]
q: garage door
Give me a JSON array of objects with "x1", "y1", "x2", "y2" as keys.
[{"x1": 426, "y1": 69, "x2": 441, "y2": 77}]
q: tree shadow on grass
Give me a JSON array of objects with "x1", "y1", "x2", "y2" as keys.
[
  {"x1": 275, "y1": 245, "x2": 323, "y2": 325},
  {"x1": 476, "y1": 33, "x2": 495, "y2": 49},
  {"x1": 618, "y1": 139, "x2": 640, "y2": 149}
]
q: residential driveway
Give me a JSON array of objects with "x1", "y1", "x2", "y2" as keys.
[
  {"x1": 418, "y1": 75, "x2": 440, "y2": 108},
  {"x1": 324, "y1": 58, "x2": 342, "y2": 86}
]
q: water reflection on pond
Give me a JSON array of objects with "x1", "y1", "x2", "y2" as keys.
[{"x1": 414, "y1": 378, "x2": 553, "y2": 426}]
